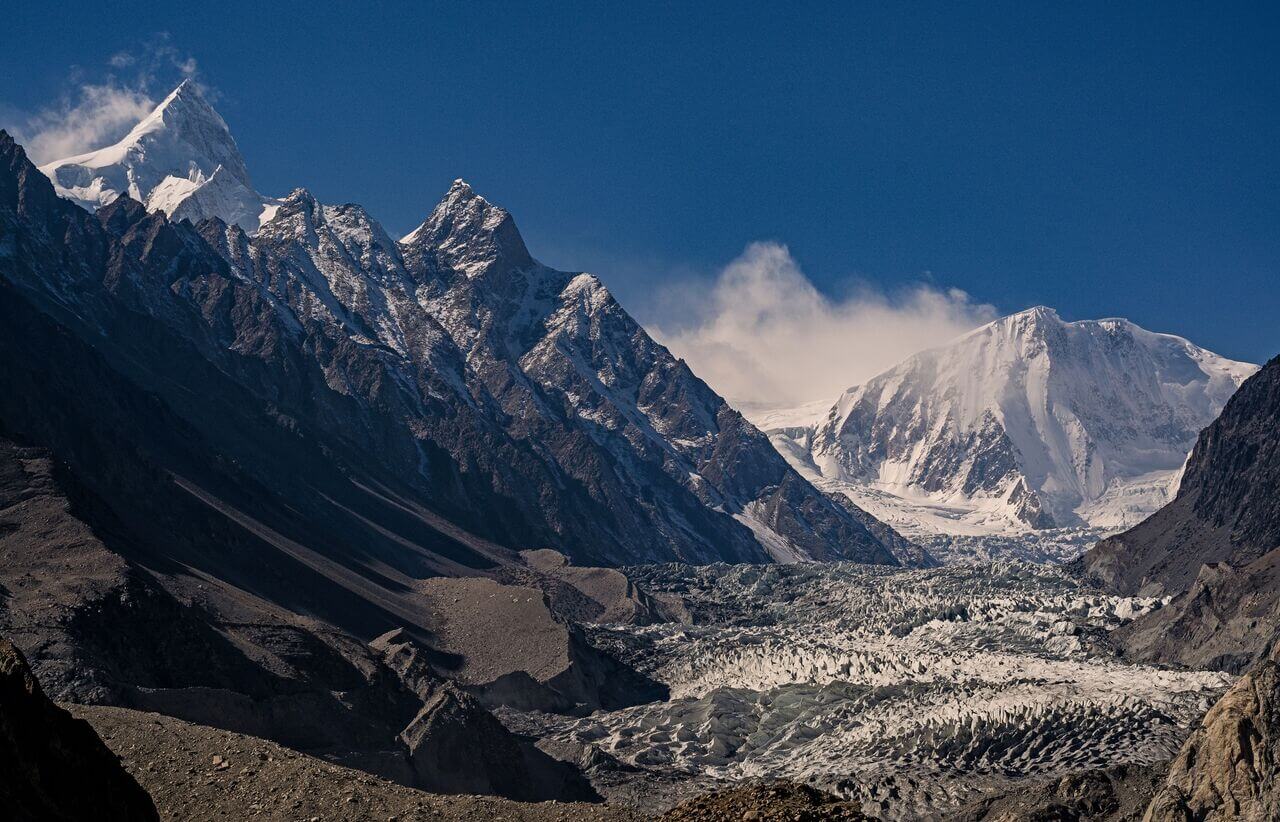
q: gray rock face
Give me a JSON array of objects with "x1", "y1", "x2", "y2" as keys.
[
  {"x1": 1142, "y1": 654, "x2": 1280, "y2": 821},
  {"x1": 0, "y1": 637, "x2": 159, "y2": 822},
  {"x1": 1083, "y1": 356, "x2": 1280, "y2": 671}
]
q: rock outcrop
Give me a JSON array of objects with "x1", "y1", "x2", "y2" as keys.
[
  {"x1": 1142, "y1": 652, "x2": 1280, "y2": 821},
  {"x1": 0, "y1": 638, "x2": 158, "y2": 821},
  {"x1": 399, "y1": 683, "x2": 598, "y2": 801}
]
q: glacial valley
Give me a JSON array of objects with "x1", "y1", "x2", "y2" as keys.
[{"x1": 506, "y1": 562, "x2": 1231, "y2": 819}]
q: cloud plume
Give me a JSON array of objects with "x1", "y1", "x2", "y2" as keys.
[
  {"x1": 3, "y1": 35, "x2": 199, "y2": 165},
  {"x1": 14, "y1": 83, "x2": 157, "y2": 165},
  {"x1": 649, "y1": 242, "x2": 998, "y2": 409}
]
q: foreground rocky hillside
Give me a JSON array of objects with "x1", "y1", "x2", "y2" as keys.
[
  {"x1": 1143, "y1": 645, "x2": 1280, "y2": 821},
  {"x1": 67, "y1": 703, "x2": 637, "y2": 822}
]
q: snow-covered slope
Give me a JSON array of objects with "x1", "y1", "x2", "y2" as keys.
[
  {"x1": 39, "y1": 80, "x2": 275, "y2": 233},
  {"x1": 769, "y1": 307, "x2": 1255, "y2": 543}
]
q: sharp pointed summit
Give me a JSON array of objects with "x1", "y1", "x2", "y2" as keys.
[
  {"x1": 401, "y1": 179, "x2": 533, "y2": 279},
  {"x1": 39, "y1": 81, "x2": 275, "y2": 234}
]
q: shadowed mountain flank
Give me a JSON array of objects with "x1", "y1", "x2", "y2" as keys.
[
  {"x1": 0, "y1": 638, "x2": 158, "y2": 822},
  {"x1": 1084, "y1": 356, "x2": 1280, "y2": 671}
]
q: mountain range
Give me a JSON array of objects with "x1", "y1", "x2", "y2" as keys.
[
  {"x1": 26, "y1": 80, "x2": 910, "y2": 569},
  {"x1": 4, "y1": 77, "x2": 1280, "y2": 821},
  {"x1": 0, "y1": 80, "x2": 940, "y2": 804}
]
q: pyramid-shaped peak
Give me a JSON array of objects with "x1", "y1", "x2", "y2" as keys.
[
  {"x1": 431, "y1": 178, "x2": 503, "y2": 222},
  {"x1": 400, "y1": 179, "x2": 532, "y2": 276},
  {"x1": 149, "y1": 80, "x2": 219, "y2": 122},
  {"x1": 36, "y1": 80, "x2": 267, "y2": 233}
]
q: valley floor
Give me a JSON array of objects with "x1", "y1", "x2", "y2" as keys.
[
  {"x1": 506, "y1": 562, "x2": 1230, "y2": 819},
  {"x1": 61, "y1": 561, "x2": 1235, "y2": 821}
]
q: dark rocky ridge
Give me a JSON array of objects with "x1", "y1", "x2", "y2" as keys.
[
  {"x1": 1083, "y1": 355, "x2": 1280, "y2": 670},
  {"x1": 0, "y1": 122, "x2": 915, "y2": 800},
  {"x1": 0, "y1": 638, "x2": 158, "y2": 821}
]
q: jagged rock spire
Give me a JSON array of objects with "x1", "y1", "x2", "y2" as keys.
[{"x1": 401, "y1": 179, "x2": 533, "y2": 278}]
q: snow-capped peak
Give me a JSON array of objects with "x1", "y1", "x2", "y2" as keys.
[
  {"x1": 39, "y1": 81, "x2": 276, "y2": 234},
  {"x1": 400, "y1": 179, "x2": 532, "y2": 278},
  {"x1": 771, "y1": 308, "x2": 1258, "y2": 541}
]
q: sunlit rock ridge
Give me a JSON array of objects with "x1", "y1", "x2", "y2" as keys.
[{"x1": 26, "y1": 82, "x2": 913, "y2": 569}]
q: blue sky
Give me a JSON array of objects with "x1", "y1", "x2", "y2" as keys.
[{"x1": 2, "y1": 1, "x2": 1278, "y2": 393}]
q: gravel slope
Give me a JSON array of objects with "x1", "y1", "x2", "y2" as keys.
[{"x1": 71, "y1": 705, "x2": 640, "y2": 822}]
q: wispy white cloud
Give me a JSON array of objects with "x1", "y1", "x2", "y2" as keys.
[
  {"x1": 648, "y1": 242, "x2": 998, "y2": 408},
  {"x1": 13, "y1": 84, "x2": 156, "y2": 164},
  {"x1": 2, "y1": 34, "x2": 200, "y2": 165}
]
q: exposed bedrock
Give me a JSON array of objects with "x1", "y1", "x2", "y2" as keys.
[{"x1": 1142, "y1": 651, "x2": 1280, "y2": 822}]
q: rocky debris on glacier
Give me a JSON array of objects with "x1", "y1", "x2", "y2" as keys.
[
  {"x1": 955, "y1": 763, "x2": 1167, "y2": 821},
  {"x1": 762, "y1": 306, "x2": 1254, "y2": 551},
  {"x1": 918, "y1": 527, "x2": 1105, "y2": 566},
  {"x1": 509, "y1": 562, "x2": 1232, "y2": 819},
  {"x1": 661, "y1": 780, "x2": 871, "y2": 821}
]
